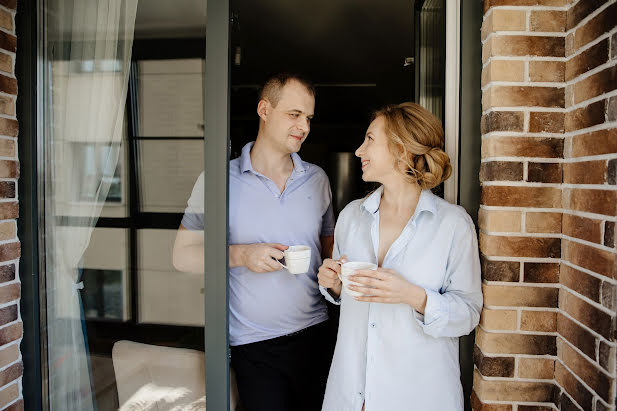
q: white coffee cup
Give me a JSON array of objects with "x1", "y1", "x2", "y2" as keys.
[
  {"x1": 339, "y1": 261, "x2": 377, "y2": 297},
  {"x1": 280, "y1": 245, "x2": 311, "y2": 274}
]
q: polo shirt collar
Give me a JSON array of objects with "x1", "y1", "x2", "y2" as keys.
[{"x1": 240, "y1": 141, "x2": 309, "y2": 175}]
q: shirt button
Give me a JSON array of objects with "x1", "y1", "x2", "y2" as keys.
[
  {"x1": 358, "y1": 392, "x2": 363, "y2": 396},
  {"x1": 370, "y1": 322, "x2": 376, "y2": 328}
]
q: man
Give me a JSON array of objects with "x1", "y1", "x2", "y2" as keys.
[{"x1": 173, "y1": 73, "x2": 335, "y2": 411}]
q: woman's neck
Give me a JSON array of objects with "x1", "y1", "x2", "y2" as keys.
[{"x1": 380, "y1": 177, "x2": 422, "y2": 217}]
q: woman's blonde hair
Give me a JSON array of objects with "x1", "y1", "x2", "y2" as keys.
[{"x1": 372, "y1": 102, "x2": 452, "y2": 190}]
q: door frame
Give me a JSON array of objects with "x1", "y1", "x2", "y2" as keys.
[{"x1": 204, "y1": 0, "x2": 231, "y2": 409}]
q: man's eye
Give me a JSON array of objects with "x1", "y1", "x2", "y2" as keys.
[{"x1": 290, "y1": 113, "x2": 299, "y2": 118}]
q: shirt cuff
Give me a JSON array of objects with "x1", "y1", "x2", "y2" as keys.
[
  {"x1": 413, "y1": 288, "x2": 448, "y2": 328},
  {"x1": 320, "y1": 285, "x2": 341, "y2": 305}
]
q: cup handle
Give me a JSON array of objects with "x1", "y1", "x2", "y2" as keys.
[{"x1": 277, "y1": 259, "x2": 288, "y2": 270}]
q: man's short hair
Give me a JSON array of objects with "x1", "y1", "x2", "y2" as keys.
[{"x1": 258, "y1": 73, "x2": 316, "y2": 108}]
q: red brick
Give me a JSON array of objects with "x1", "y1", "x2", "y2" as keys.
[
  {"x1": 0, "y1": 95, "x2": 15, "y2": 116},
  {"x1": 0, "y1": 8, "x2": 12, "y2": 33},
  {"x1": 562, "y1": 214, "x2": 603, "y2": 243},
  {"x1": 518, "y1": 358, "x2": 555, "y2": 380},
  {"x1": 572, "y1": 3, "x2": 617, "y2": 50},
  {"x1": 474, "y1": 345, "x2": 515, "y2": 377},
  {"x1": 563, "y1": 160, "x2": 607, "y2": 185},
  {"x1": 0, "y1": 52, "x2": 11, "y2": 74},
  {"x1": 0, "y1": 264, "x2": 15, "y2": 283},
  {"x1": 521, "y1": 310, "x2": 557, "y2": 331},
  {"x1": 0, "y1": 31, "x2": 15, "y2": 53},
  {"x1": 485, "y1": 35, "x2": 565, "y2": 58},
  {"x1": 473, "y1": 369, "x2": 557, "y2": 401},
  {"x1": 560, "y1": 289, "x2": 614, "y2": 340},
  {"x1": 524, "y1": 262, "x2": 559, "y2": 283},
  {"x1": 574, "y1": 66, "x2": 617, "y2": 104},
  {"x1": 600, "y1": 281, "x2": 616, "y2": 311},
  {"x1": 476, "y1": 328, "x2": 557, "y2": 355},
  {"x1": 483, "y1": 284, "x2": 558, "y2": 308},
  {"x1": 529, "y1": 112, "x2": 565, "y2": 133},
  {"x1": 0, "y1": 74, "x2": 16, "y2": 95},
  {"x1": 0, "y1": 383, "x2": 18, "y2": 409},
  {"x1": 564, "y1": 188, "x2": 617, "y2": 217},
  {"x1": 567, "y1": 0, "x2": 607, "y2": 30},
  {"x1": 555, "y1": 361, "x2": 594, "y2": 410},
  {"x1": 482, "y1": 137, "x2": 563, "y2": 158},
  {"x1": 564, "y1": 100, "x2": 606, "y2": 132},
  {"x1": 480, "y1": 234, "x2": 560, "y2": 258},
  {"x1": 482, "y1": 257, "x2": 520, "y2": 282},
  {"x1": 481, "y1": 111, "x2": 524, "y2": 133},
  {"x1": 0, "y1": 202, "x2": 17, "y2": 220},
  {"x1": 0, "y1": 322, "x2": 21, "y2": 345},
  {"x1": 560, "y1": 264, "x2": 601, "y2": 303},
  {"x1": 0, "y1": 304, "x2": 16, "y2": 326},
  {"x1": 598, "y1": 340, "x2": 614, "y2": 373},
  {"x1": 529, "y1": 61, "x2": 565, "y2": 83},
  {"x1": 485, "y1": 86, "x2": 564, "y2": 108},
  {"x1": 557, "y1": 312, "x2": 597, "y2": 360},
  {"x1": 569, "y1": 129, "x2": 617, "y2": 157},
  {"x1": 604, "y1": 221, "x2": 615, "y2": 248},
  {"x1": 0, "y1": 283, "x2": 18, "y2": 304},
  {"x1": 0, "y1": 0, "x2": 16, "y2": 10},
  {"x1": 480, "y1": 162, "x2": 523, "y2": 182},
  {"x1": 563, "y1": 240, "x2": 617, "y2": 279},
  {"x1": 0, "y1": 118, "x2": 18, "y2": 137},
  {"x1": 530, "y1": 10, "x2": 566, "y2": 32},
  {"x1": 558, "y1": 338, "x2": 613, "y2": 402},
  {"x1": 4, "y1": 399, "x2": 22, "y2": 411},
  {"x1": 526, "y1": 212, "x2": 562, "y2": 234},
  {"x1": 471, "y1": 390, "x2": 513, "y2": 411},
  {"x1": 0, "y1": 181, "x2": 14, "y2": 199},
  {"x1": 565, "y1": 38, "x2": 609, "y2": 81},
  {"x1": 0, "y1": 242, "x2": 18, "y2": 263},
  {"x1": 0, "y1": 362, "x2": 21, "y2": 387},
  {"x1": 481, "y1": 186, "x2": 561, "y2": 208},
  {"x1": 527, "y1": 162, "x2": 562, "y2": 183}
]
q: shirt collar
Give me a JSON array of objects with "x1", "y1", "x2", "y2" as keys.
[
  {"x1": 361, "y1": 185, "x2": 437, "y2": 218},
  {"x1": 240, "y1": 141, "x2": 309, "y2": 174}
]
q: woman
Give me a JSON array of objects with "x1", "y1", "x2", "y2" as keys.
[{"x1": 318, "y1": 102, "x2": 482, "y2": 411}]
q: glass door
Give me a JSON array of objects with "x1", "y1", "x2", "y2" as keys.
[{"x1": 37, "y1": 0, "x2": 231, "y2": 409}]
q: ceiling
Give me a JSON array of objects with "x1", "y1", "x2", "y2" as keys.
[{"x1": 134, "y1": 0, "x2": 207, "y2": 38}]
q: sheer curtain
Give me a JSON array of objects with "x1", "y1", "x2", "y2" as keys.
[{"x1": 43, "y1": 1, "x2": 138, "y2": 409}]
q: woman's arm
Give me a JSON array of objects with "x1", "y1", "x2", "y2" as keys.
[{"x1": 350, "y1": 215, "x2": 483, "y2": 338}]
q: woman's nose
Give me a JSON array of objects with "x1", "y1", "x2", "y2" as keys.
[{"x1": 355, "y1": 143, "x2": 365, "y2": 158}]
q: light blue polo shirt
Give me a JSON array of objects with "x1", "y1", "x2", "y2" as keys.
[{"x1": 181, "y1": 142, "x2": 334, "y2": 346}]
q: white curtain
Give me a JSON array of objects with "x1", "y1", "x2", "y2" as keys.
[{"x1": 44, "y1": 1, "x2": 138, "y2": 410}]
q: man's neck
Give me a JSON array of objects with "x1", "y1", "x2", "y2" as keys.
[{"x1": 250, "y1": 135, "x2": 294, "y2": 180}]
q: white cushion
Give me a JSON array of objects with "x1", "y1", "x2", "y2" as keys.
[{"x1": 112, "y1": 340, "x2": 239, "y2": 410}]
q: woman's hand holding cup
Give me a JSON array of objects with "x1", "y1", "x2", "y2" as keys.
[{"x1": 318, "y1": 255, "x2": 347, "y2": 299}]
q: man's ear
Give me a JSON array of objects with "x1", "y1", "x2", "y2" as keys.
[{"x1": 257, "y1": 99, "x2": 269, "y2": 122}]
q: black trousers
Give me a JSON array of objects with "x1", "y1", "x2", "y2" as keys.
[{"x1": 230, "y1": 320, "x2": 335, "y2": 411}]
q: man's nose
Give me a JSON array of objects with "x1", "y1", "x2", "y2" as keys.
[{"x1": 297, "y1": 117, "x2": 309, "y2": 132}]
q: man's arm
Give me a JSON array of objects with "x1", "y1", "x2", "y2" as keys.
[
  {"x1": 172, "y1": 224, "x2": 205, "y2": 273},
  {"x1": 173, "y1": 225, "x2": 287, "y2": 274}
]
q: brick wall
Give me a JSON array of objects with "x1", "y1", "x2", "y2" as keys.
[
  {"x1": 474, "y1": 0, "x2": 617, "y2": 410},
  {"x1": 0, "y1": 0, "x2": 20, "y2": 410}
]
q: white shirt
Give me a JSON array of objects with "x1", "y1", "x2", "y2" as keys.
[{"x1": 320, "y1": 187, "x2": 482, "y2": 411}]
